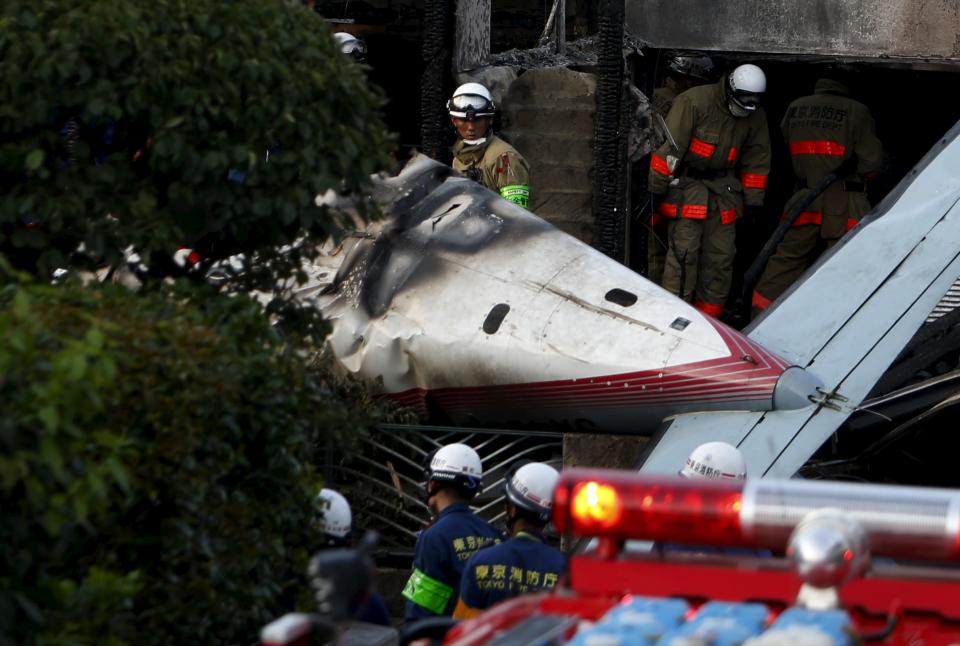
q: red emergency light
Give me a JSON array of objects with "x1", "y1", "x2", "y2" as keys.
[
  {"x1": 553, "y1": 469, "x2": 960, "y2": 560},
  {"x1": 556, "y1": 470, "x2": 747, "y2": 547}
]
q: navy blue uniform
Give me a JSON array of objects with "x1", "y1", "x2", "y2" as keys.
[
  {"x1": 353, "y1": 590, "x2": 391, "y2": 626},
  {"x1": 456, "y1": 531, "x2": 566, "y2": 614},
  {"x1": 402, "y1": 503, "x2": 502, "y2": 621}
]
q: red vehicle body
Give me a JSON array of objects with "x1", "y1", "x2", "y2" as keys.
[
  {"x1": 444, "y1": 470, "x2": 960, "y2": 646},
  {"x1": 262, "y1": 469, "x2": 960, "y2": 646}
]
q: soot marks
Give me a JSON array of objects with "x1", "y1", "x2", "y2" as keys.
[
  {"x1": 483, "y1": 303, "x2": 511, "y2": 334},
  {"x1": 604, "y1": 288, "x2": 638, "y2": 307}
]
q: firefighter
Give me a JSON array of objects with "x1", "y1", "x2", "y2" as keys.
[
  {"x1": 667, "y1": 443, "x2": 771, "y2": 556},
  {"x1": 315, "y1": 488, "x2": 391, "y2": 626},
  {"x1": 402, "y1": 443, "x2": 503, "y2": 622},
  {"x1": 649, "y1": 54, "x2": 716, "y2": 285},
  {"x1": 453, "y1": 462, "x2": 565, "y2": 619},
  {"x1": 653, "y1": 54, "x2": 716, "y2": 118},
  {"x1": 679, "y1": 442, "x2": 747, "y2": 480},
  {"x1": 751, "y1": 75, "x2": 883, "y2": 316},
  {"x1": 649, "y1": 64, "x2": 771, "y2": 318},
  {"x1": 333, "y1": 31, "x2": 367, "y2": 62},
  {"x1": 448, "y1": 83, "x2": 531, "y2": 208}
]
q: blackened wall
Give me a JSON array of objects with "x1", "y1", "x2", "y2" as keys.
[{"x1": 627, "y1": 0, "x2": 960, "y2": 61}]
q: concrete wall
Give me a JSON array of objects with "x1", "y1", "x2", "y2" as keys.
[
  {"x1": 626, "y1": 0, "x2": 960, "y2": 61},
  {"x1": 500, "y1": 67, "x2": 597, "y2": 245}
]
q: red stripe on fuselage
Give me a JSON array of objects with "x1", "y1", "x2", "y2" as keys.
[{"x1": 385, "y1": 319, "x2": 791, "y2": 414}]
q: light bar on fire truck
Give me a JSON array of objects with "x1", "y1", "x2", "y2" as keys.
[{"x1": 552, "y1": 469, "x2": 960, "y2": 560}]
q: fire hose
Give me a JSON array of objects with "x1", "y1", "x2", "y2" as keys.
[{"x1": 736, "y1": 154, "x2": 859, "y2": 322}]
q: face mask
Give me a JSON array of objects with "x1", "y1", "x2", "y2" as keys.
[
  {"x1": 728, "y1": 98, "x2": 751, "y2": 118},
  {"x1": 463, "y1": 137, "x2": 487, "y2": 146}
]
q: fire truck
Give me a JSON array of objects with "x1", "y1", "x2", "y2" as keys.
[{"x1": 262, "y1": 469, "x2": 960, "y2": 646}]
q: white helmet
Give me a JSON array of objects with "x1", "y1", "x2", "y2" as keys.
[
  {"x1": 333, "y1": 31, "x2": 367, "y2": 61},
  {"x1": 317, "y1": 488, "x2": 352, "y2": 539},
  {"x1": 425, "y1": 443, "x2": 483, "y2": 494},
  {"x1": 726, "y1": 64, "x2": 766, "y2": 117},
  {"x1": 447, "y1": 82, "x2": 495, "y2": 120},
  {"x1": 680, "y1": 442, "x2": 747, "y2": 480},
  {"x1": 506, "y1": 462, "x2": 560, "y2": 523}
]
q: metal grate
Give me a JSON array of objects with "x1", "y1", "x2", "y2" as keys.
[
  {"x1": 321, "y1": 424, "x2": 563, "y2": 554},
  {"x1": 926, "y1": 277, "x2": 960, "y2": 323}
]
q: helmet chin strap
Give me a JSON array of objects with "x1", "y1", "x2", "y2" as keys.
[
  {"x1": 728, "y1": 99, "x2": 751, "y2": 119},
  {"x1": 505, "y1": 504, "x2": 523, "y2": 533}
]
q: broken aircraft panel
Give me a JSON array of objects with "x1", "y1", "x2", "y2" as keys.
[{"x1": 300, "y1": 155, "x2": 822, "y2": 434}]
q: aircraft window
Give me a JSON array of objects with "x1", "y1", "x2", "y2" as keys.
[
  {"x1": 483, "y1": 303, "x2": 510, "y2": 334},
  {"x1": 605, "y1": 288, "x2": 638, "y2": 307},
  {"x1": 670, "y1": 318, "x2": 690, "y2": 331}
]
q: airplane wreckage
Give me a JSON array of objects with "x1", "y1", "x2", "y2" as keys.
[{"x1": 230, "y1": 115, "x2": 960, "y2": 486}]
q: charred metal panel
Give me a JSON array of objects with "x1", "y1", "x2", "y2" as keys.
[{"x1": 626, "y1": 0, "x2": 960, "y2": 62}]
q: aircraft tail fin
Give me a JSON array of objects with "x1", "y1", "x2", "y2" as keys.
[{"x1": 640, "y1": 121, "x2": 960, "y2": 477}]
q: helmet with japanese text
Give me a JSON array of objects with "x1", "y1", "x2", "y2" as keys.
[
  {"x1": 317, "y1": 488, "x2": 352, "y2": 541},
  {"x1": 680, "y1": 442, "x2": 747, "y2": 480},
  {"x1": 505, "y1": 462, "x2": 560, "y2": 523},
  {"x1": 424, "y1": 443, "x2": 484, "y2": 497},
  {"x1": 447, "y1": 82, "x2": 496, "y2": 121},
  {"x1": 726, "y1": 64, "x2": 766, "y2": 118}
]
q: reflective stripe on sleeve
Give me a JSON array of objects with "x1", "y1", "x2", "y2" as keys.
[
  {"x1": 500, "y1": 184, "x2": 529, "y2": 208},
  {"x1": 789, "y1": 140, "x2": 846, "y2": 156},
  {"x1": 660, "y1": 202, "x2": 678, "y2": 218},
  {"x1": 690, "y1": 137, "x2": 716, "y2": 158},
  {"x1": 681, "y1": 204, "x2": 707, "y2": 219},
  {"x1": 651, "y1": 153, "x2": 671, "y2": 176},
  {"x1": 741, "y1": 173, "x2": 768, "y2": 189},
  {"x1": 789, "y1": 211, "x2": 823, "y2": 227},
  {"x1": 720, "y1": 208, "x2": 737, "y2": 224},
  {"x1": 846, "y1": 217, "x2": 858, "y2": 231},
  {"x1": 402, "y1": 567, "x2": 454, "y2": 615},
  {"x1": 727, "y1": 147, "x2": 739, "y2": 163}
]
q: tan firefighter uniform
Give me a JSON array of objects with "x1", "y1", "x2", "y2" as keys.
[
  {"x1": 752, "y1": 78, "x2": 883, "y2": 314},
  {"x1": 452, "y1": 135, "x2": 531, "y2": 208},
  {"x1": 649, "y1": 81, "x2": 771, "y2": 318},
  {"x1": 653, "y1": 85, "x2": 679, "y2": 120}
]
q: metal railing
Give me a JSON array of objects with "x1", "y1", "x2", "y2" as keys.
[{"x1": 321, "y1": 423, "x2": 563, "y2": 555}]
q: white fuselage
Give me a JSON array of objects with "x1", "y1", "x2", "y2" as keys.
[{"x1": 303, "y1": 156, "x2": 806, "y2": 434}]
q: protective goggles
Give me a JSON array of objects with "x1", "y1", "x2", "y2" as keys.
[{"x1": 447, "y1": 94, "x2": 495, "y2": 120}]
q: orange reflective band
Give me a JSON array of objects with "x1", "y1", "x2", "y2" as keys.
[
  {"x1": 788, "y1": 211, "x2": 822, "y2": 227},
  {"x1": 682, "y1": 204, "x2": 708, "y2": 219},
  {"x1": 690, "y1": 137, "x2": 716, "y2": 158},
  {"x1": 846, "y1": 218, "x2": 858, "y2": 231},
  {"x1": 789, "y1": 140, "x2": 847, "y2": 157},
  {"x1": 752, "y1": 291, "x2": 773, "y2": 311},
  {"x1": 727, "y1": 147, "x2": 739, "y2": 163},
  {"x1": 694, "y1": 301, "x2": 724, "y2": 317},
  {"x1": 720, "y1": 208, "x2": 737, "y2": 225},
  {"x1": 659, "y1": 202, "x2": 678, "y2": 218},
  {"x1": 651, "y1": 153, "x2": 671, "y2": 176},
  {"x1": 741, "y1": 173, "x2": 768, "y2": 189}
]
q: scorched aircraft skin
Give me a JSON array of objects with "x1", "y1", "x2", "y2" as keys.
[{"x1": 305, "y1": 155, "x2": 820, "y2": 433}]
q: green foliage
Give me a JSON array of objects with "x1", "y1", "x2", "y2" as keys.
[
  {"x1": 0, "y1": 0, "x2": 392, "y2": 285},
  {"x1": 0, "y1": 272, "x2": 393, "y2": 646}
]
